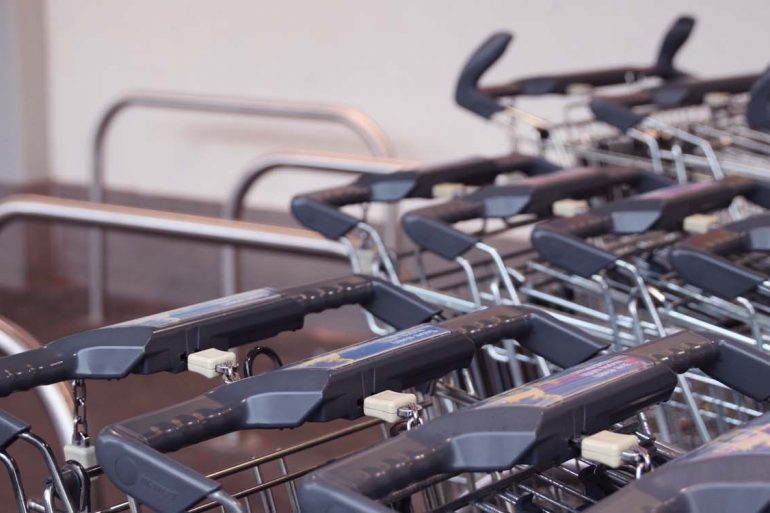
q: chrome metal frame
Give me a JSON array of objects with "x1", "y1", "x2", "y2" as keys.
[{"x1": 89, "y1": 92, "x2": 394, "y2": 323}]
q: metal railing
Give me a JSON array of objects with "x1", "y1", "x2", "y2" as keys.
[
  {"x1": 89, "y1": 92, "x2": 394, "y2": 322},
  {"x1": 0, "y1": 316, "x2": 72, "y2": 446},
  {"x1": 0, "y1": 194, "x2": 348, "y2": 320},
  {"x1": 221, "y1": 150, "x2": 417, "y2": 295}
]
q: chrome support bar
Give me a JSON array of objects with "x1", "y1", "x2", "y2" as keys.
[
  {"x1": 221, "y1": 150, "x2": 415, "y2": 295},
  {"x1": 0, "y1": 195, "x2": 348, "y2": 347},
  {"x1": 90, "y1": 92, "x2": 393, "y2": 323}
]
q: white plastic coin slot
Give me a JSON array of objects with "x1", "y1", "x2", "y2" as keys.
[
  {"x1": 683, "y1": 213, "x2": 719, "y2": 234},
  {"x1": 432, "y1": 183, "x2": 465, "y2": 199},
  {"x1": 553, "y1": 198, "x2": 589, "y2": 217},
  {"x1": 187, "y1": 348, "x2": 237, "y2": 379},
  {"x1": 581, "y1": 430, "x2": 639, "y2": 468},
  {"x1": 364, "y1": 390, "x2": 418, "y2": 423},
  {"x1": 496, "y1": 171, "x2": 527, "y2": 185},
  {"x1": 64, "y1": 444, "x2": 99, "y2": 467}
]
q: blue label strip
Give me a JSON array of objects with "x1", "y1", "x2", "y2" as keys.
[
  {"x1": 110, "y1": 288, "x2": 279, "y2": 329},
  {"x1": 480, "y1": 355, "x2": 653, "y2": 408},
  {"x1": 294, "y1": 324, "x2": 450, "y2": 370}
]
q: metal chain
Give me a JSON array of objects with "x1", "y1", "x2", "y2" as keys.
[
  {"x1": 398, "y1": 403, "x2": 424, "y2": 431},
  {"x1": 216, "y1": 364, "x2": 241, "y2": 384},
  {"x1": 71, "y1": 379, "x2": 90, "y2": 446}
]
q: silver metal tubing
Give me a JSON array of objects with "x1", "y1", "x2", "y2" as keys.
[
  {"x1": 474, "y1": 242, "x2": 520, "y2": 305},
  {"x1": 19, "y1": 432, "x2": 75, "y2": 513},
  {"x1": 90, "y1": 92, "x2": 394, "y2": 323},
  {"x1": 616, "y1": 260, "x2": 711, "y2": 442},
  {"x1": 221, "y1": 150, "x2": 415, "y2": 295},
  {"x1": 356, "y1": 222, "x2": 400, "y2": 285},
  {"x1": 0, "y1": 195, "x2": 347, "y2": 258},
  {"x1": 0, "y1": 317, "x2": 72, "y2": 447},
  {"x1": 0, "y1": 452, "x2": 28, "y2": 513},
  {"x1": 628, "y1": 128, "x2": 664, "y2": 175},
  {"x1": 207, "y1": 490, "x2": 244, "y2": 513},
  {"x1": 0, "y1": 194, "x2": 348, "y2": 333}
]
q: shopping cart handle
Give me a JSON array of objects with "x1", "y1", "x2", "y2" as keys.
[
  {"x1": 454, "y1": 31, "x2": 512, "y2": 119},
  {"x1": 476, "y1": 16, "x2": 694, "y2": 100},
  {"x1": 298, "y1": 330, "x2": 770, "y2": 513},
  {"x1": 532, "y1": 176, "x2": 768, "y2": 278},
  {"x1": 654, "y1": 15, "x2": 695, "y2": 79},
  {"x1": 96, "y1": 305, "x2": 606, "y2": 513},
  {"x1": 0, "y1": 275, "x2": 438, "y2": 396},
  {"x1": 747, "y1": 68, "x2": 770, "y2": 130},
  {"x1": 655, "y1": 73, "x2": 761, "y2": 108},
  {"x1": 590, "y1": 99, "x2": 645, "y2": 132},
  {"x1": 404, "y1": 166, "x2": 671, "y2": 261},
  {"x1": 669, "y1": 213, "x2": 770, "y2": 299},
  {"x1": 584, "y1": 413, "x2": 770, "y2": 513},
  {"x1": 291, "y1": 153, "x2": 560, "y2": 240},
  {"x1": 531, "y1": 213, "x2": 617, "y2": 277},
  {"x1": 596, "y1": 73, "x2": 762, "y2": 112},
  {"x1": 0, "y1": 411, "x2": 29, "y2": 450}
]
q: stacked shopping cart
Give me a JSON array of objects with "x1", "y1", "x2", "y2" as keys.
[{"x1": 1, "y1": 14, "x2": 769, "y2": 513}]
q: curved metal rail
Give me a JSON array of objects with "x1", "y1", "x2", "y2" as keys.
[
  {"x1": 90, "y1": 92, "x2": 394, "y2": 322},
  {"x1": 0, "y1": 317, "x2": 73, "y2": 446},
  {"x1": 221, "y1": 150, "x2": 417, "y2": 295},
  {"x1": 0, "y1": 194, "x2": 348, "y2": 355},
  {"x1": 0, "y1": 194, "x2": 347, "y2": 258}
]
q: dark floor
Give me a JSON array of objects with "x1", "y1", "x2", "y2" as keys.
[{"x1": 0, "y1": 284, "x2": 376, "y2": 511}]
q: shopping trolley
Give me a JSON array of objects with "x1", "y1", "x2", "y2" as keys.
[
  {"x1": 529, "y1": 176, "x2": 770, "y2": 444},
  {"x1": 578, "y1": 72, "x2": 770, "y2": 182},
  {"x1": 452, "y1": 16, "x2": 695, "y2": 165},
  {"x1": 291, "y1": 152, "x2": 560, "y2": 289},
  {"x1": 299, "y1": 329, "x2": 770, "y2": 513},
  {"x1": 292, "y1": 161, "x2": 664, "y2": 398},
  {"x1": 0, "y1": 275, "x2": 438, "y2": 512},
  {"x1": 669, "y1": 212, "x2": 770, "y2": 342},
  {"x1": 400, "y1": 165, "x2": 671, "y2": 317},
  {"x1": 531, "y1": 176, "x2": 770, "y2": 343},
  {"x1": 93, "y1": 305, "x2": 607, "y2": 513},
  {"x1": 584, "y1": 411, "x2": 770, "y2": 513}
]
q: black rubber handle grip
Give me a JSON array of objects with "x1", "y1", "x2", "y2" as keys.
[
  {"x1": 0, "y1": 349, "x2": 77, "y2": 397},
  {"x1": 401, "y1": 198, "x2": 484, "y2": 260},
  {"x1": 654, "y1": 15, "x2": 695, "y2": 78},
  {"x1": 96, "y1": 305, "x2": 608, "y2": 513},
  {"x1": 530, "y1": 176, "x2": 757, "y2": 278},
  {"x1": 299, "y1": 330, "x2": 770, "y2": 513},
  {"x1": 590, "y1": 99, "x2": 645, "y2": 132},
  {"x1": 291, "y1": 184, "x2": 371, "y2": 239},
  {"x1": 531, "y1": 213, "x2": 617, "y2": 278},
  {"x1": 292, "y1": 154, "x2": 561, "y2": 240},
  {"x1": 482, "y1": 67, "x2": 646, "y2": 98},
  {"x1": 747, "y1": 68, "x2": 770, "y2": 130},
  {"x1": 0, "y1": 275, "x2": 437, "y2": 396},
  {"x1": 479, "y1": 15, "x2": 694, "y2": 99},
  {"x1": 585, "y1": 413, "x2": 770, "y2": 513},
  {"x1": 668, "y1": 214, "x2": 770, "y2": 300},
  {"x1": 455, "y1": 32, "x2": 511, "y2": 119},
  {"x1": 653, "y1": 73, "x2": 760, "y2": 108},
  {"x1": 403, "y1": 165, "x2": 670, "y2": 262},
  {"x1": 287, "y1": 274, "x2": 440, "y2": 330},
  {"x1": 0, "y1": 410, "x2": 30, "y2": 449},
  {"x1": 408, "y1": 153, "x2": 561, "y2": 197}
]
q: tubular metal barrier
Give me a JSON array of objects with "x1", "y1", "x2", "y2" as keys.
[{"x1": 89, "y1": 92, "x2": 394, "y2": 323}]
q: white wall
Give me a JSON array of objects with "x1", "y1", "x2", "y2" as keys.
[
  {"x1": 43, "y1": 0, "x2": 770, "y2": 211},
  {"x1": 0, "y1": 0, "x2": 48, "y2": 185}
]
